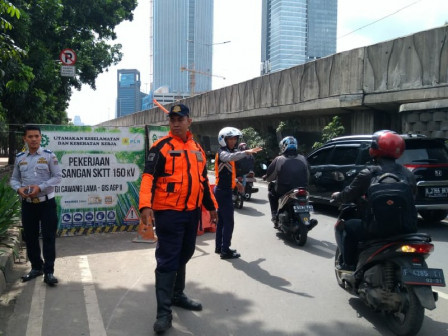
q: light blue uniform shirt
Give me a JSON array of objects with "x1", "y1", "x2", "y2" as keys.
[{"x1": 10, "y1": 147, "x2": 62, "y2": 196}]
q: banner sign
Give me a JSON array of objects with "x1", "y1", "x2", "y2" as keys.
[{"x1": 40, "y1": 125, "x2": 168, "y2": 236}]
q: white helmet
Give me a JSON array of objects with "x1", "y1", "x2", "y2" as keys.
[{"x1": 218, "y1": 127, "x2": 242, "y2": 147}]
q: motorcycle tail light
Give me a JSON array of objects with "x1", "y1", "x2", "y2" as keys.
[
  {"x1": 296, "y1": 189, "x2": 308, "y2": 197},
  {"x1": 398, "y1": 243, "x2": 434, "y2": 254}
]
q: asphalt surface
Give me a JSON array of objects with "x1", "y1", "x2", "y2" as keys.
[{"x1": 0, "y1": 178, "x2": 447, "y2": 336}]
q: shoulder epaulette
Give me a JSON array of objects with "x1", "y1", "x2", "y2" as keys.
[
  {"x1": 43, "y1": 149, "x2": 53, "y2": 153},
  {"x1": 16, "y1": 152, "x2": 25, "y2": 157}
]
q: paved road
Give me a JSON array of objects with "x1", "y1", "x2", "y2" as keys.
[{"x1": 1, "y1": 181, "x2": 447, "y2": 336}]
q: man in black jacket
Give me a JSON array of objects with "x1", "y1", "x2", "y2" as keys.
[
  {"x1": 265, "y1": 136, "x2": 310, "y2": 228},
  {"x1": 331, "y1": 130, "x2": 417, "y2": 271}
]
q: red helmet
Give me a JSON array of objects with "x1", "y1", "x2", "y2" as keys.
[{"x1": 369, "y1": 130, "x2": 405, "y2": 159}]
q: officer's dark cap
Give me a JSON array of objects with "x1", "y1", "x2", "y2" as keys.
[{"x1": 169, "y1": 104, "x2": 190, "y2": 117}]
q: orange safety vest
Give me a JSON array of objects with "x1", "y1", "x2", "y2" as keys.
[
  {"x1": 214, "y1": 151, "x2": 236, "y2": 189},
  {"x1": 139, "y1": 131, "x2": 217, "y2": 211}
]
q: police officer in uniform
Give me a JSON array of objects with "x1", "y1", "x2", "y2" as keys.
[
  {"x1": 214, "y1": 127, "x2": 262, "y2": 259},
  {"x1": 139, "y1": 104, "x2": 218, "y2": 334},
  {"x1": 10, "y1": 125, "x2": 62, "y2": 286}
]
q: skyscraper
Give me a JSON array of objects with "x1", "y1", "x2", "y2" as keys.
[
  {"x1": 261, "y1": 0, "x2": 337, "y2": 74},
  {"x1": 151, "y1": 0, "x2": 214, "y2": 97},
  {"x1": 116, "y1": 69, "x2": 143, "y2": 118}
]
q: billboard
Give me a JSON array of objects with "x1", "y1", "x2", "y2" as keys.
[{"x1": 40, "y1": 125, "x2": 168, "y2": 236}]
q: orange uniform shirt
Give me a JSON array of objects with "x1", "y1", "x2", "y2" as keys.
[{"x1": 139, "y1": 131, "x2": 217, "y2": 212}]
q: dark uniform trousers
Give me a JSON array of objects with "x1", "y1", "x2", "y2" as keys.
[
  {"x1": 21, "y1": 198, "x2": 58, "y2": 273},
  {"x1": 214, "y1": 187, "x2": 234, "y2": 252},
  {"x1": 154, "y1": 209, "x2": 200, "y2": 273}
]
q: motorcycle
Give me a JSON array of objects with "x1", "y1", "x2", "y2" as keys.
[
  {"x1": 334, "y1": 203, "x2": 446, "y2": 336},
  {"x1": 274, "y1": 183, "x2": 318, "y2": 246},
  {"x1": 232, "y1": 184, "x2": 244, "y2": 209},
  {"x1": 238, "y1": 170, "x2": 259, "y2": 201}
]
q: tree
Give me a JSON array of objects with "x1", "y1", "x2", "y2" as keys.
[
  {"x1": 0, "y1": 1, "x2": 22, "y2": 121},
  {"x1": 0, "y1": 0, "x2": 137, "y2": 163},
  {"x1": 241, "y1": 127, "x2": 270, "y2": 176},
  {"x1": 312, "y1": 116, "x2": 345, "y2": 150}
]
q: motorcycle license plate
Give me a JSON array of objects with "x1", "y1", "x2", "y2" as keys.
[
  {"x1": 402, "y1": 267, "x2": 446, "y2": 287},
  {"x1": 293, "y1": 205, "x2": 314, "y2": 213}
]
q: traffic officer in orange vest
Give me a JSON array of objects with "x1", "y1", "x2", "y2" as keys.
[
  {"x1": 139, "y1": 103, "x2": 218, "y2": 334},
  {"x1": 214, "y1": 127, "x2": 262, "y2": 259}
]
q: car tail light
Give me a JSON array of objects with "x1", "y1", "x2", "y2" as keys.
[{"x1": 397, "y1": 243, "x2": 434, "y2": 254}]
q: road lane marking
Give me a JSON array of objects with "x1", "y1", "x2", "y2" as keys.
[
  {"x1": 26, "y1": 279, "x2": 45, "y2": 336},
  {"x1": 434, "y1": 289, "x2": 448, "y2": 300},
  {"x1": 79, "y1": 255, "x2": 107, "y2": 336}
]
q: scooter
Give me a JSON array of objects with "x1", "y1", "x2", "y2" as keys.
[
  {"x1": 334, "y1": 203, "x2": 446, "y2": 336},
  {"x1": 274, "y1": 183, "x2": 318, "y2": 246},
  {"x1": 239, "y1": 170, "x2": 259, "y2": 201},
  {"x1": 232, "y1": 184, "x2": 244, "y2": 209}
]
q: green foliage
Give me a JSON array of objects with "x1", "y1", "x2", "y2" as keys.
[
  {"x1": 0, "y1": 175, "x2": 21, "y2": 239},
  {"x1": 312, "y1": 116, "x2": 345, "y2": 150},
  {"x1": 241, "y1": 127, "x2": 270, "y2": 176},
  {"x1": 0, "y1": 0, "x2": 138, "y2": 126}
]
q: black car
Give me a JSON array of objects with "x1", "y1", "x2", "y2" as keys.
[{"x1": 306, "y1": 134, "x2": 448, "y2": 222}]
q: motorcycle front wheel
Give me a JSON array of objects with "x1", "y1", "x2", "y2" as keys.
[
  {"x1": 234, "y1": 194, "x2": 244, "y2": 209},
  {"x1": 292, "y1": 225, "x2": 307, "y2": 246},
  {"x1": 384, "y1": 285, "x2": 424, "y2": 336}
]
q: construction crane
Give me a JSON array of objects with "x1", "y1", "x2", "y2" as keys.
[{"x1": 180, "y1": 66, "x2": 226, "y2": 96}]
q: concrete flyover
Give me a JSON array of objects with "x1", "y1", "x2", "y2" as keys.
[{"x1": 100, "y1": 25, "x2": 448, "y2": 151}]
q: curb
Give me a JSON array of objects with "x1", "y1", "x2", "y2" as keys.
[{"x1": 0, "y1": 227, "x2": 22, "y2": 296}]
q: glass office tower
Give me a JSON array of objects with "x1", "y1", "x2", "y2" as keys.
[
  {"x1": 261, "y1": 0, "x2": 337, "y2": 74},
  {"x1": 152, "y1": 0, "x2": 213, "y2": 97},
  {"x1": 116, "y1": 69, "x2": 142, "y2": 118}
]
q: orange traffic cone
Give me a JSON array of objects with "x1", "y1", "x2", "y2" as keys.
[{"x1": 133, "y1": 219, "x2": 158, "y2": 243}]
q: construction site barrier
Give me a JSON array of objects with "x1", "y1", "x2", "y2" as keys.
[
  {"x1": 197, "y1": 184, "x2": 217, "y2": 236},
  {"x1": 133, "y1": 219, "x2": 157, "y2": 243}
]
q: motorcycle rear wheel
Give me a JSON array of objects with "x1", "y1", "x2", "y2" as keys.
[
  {"x1": 292, "y1": 225, "x2": 307, "y2": 246},
  {"x1": 384, "y1": 286, "x2": 424, "y2": 336},
  {"x1": 334, "y1": 248, "x2": 345, "y2": 289}
]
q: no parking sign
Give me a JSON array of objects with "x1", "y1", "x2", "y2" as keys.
[{"x1": 59, "y1": 48, "x2": 77, "y2": 65}]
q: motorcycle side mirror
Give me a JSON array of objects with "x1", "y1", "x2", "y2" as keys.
[
  {"x1": 211, "y1": 159, "x2": 215, "y2": 163},
  {"x1": 261, "y1": 163, "x2": 267, "y2": 170}
]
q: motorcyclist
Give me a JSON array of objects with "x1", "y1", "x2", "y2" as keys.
[
  {"x1": 265, "y1": 136, "x2": 310, "y2": 228},
  {"x1": 331, "y1": 130, "x2": 417, "y2": 271},
  {"x1": 235, "y1": 142, "x2": 255, "y2": 188}
]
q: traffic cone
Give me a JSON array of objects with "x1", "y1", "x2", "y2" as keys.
[{"x1": 133, "y1": 219, "x2": 158, "y2": 243}]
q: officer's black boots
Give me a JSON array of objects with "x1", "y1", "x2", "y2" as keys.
[
  {"x1": 154, "y1": 271, "x2": 176, "y2": 334},
  {"x1": 172, "y1": 264, "x2": 202, "y2": 311}
]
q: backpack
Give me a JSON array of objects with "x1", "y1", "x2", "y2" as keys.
[{"x1": 364, "y1": 172, "x2": 417, "y2": 238}]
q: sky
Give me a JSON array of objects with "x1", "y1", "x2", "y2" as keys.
[{"x1": 67, "y1": 0, "x2": 448, "y2": 126}]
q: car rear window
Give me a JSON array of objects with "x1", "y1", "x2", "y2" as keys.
[{"x1": 398, "y1": 139, "x2": 448, "y2": 164}]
